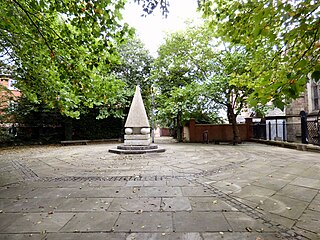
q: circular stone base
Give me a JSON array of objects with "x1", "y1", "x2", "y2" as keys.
[
  {"x1": 109, "y1": 144, "x2": 165, "y2": 154},
  {"x1": 117, "y1": 145, "x2": 158, "y2": 150}
]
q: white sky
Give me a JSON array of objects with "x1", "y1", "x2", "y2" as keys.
[{"x1": 122, "y1": 0, "x2": 202, "y2": 56}]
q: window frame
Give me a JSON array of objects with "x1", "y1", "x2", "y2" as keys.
[
  {"x1": 8, "y1": 79, "x2": 18, "y2": 91},
  {"x1": 311, "y1": 81, "x2": 320, "y2": 111}
]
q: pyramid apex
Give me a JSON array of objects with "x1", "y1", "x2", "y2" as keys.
[{"x1": 125, "y1": 85, "x2": 150, "y2": 128}]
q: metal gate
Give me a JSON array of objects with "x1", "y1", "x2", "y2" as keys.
[{"x1": 306, "y1": 111, "x2": 320, "y2": 146}]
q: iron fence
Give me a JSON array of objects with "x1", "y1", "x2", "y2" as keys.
[
  {"x1": 252, "y1": 117, "x2": 287, "y2": 141},
  {"x1": 301, "y1": 110, "x2": 320, "y2": 146},
  {"x1": 253, "y1": 111, "x2": 320, "y2": 146}
]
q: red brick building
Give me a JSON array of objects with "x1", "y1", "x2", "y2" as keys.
[{"x1": 0, "y1": 75, "x2": 21, "y2": 124}]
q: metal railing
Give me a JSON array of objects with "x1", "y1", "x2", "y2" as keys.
[
  {"x1": 301, "y1": 110, "x2": 320, "y2": 146},
  {"x1": 253, "y1": 111, "x2": 320, "y2": 146},
  {"x1": 252, "y1": 117, "x2": 287, "y2": 141}
]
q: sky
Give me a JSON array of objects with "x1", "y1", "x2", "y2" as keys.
[{"x1": 122, "y1": 0, "x2": 202, "y2": 56}]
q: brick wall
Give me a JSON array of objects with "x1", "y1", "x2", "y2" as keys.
[
  {"x1": 184, "y1": 118, "x2": 253, "y2": 143},
  {"x1": 0, "y1": 77, "x2": 21, "y2": 98},
  {"x1": 1, "y1": 77, "x2": 21, "y2": 123}
]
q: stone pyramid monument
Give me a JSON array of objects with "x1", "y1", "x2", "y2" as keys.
[{"x1": 109, "y1": 86, "x2": 165, "y2": 154}]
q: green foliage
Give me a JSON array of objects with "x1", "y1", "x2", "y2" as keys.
[
  {"x1": 111, "y1": 37, "x2": 154, "y2": 113},
  {"x1": 200, "y1": 0, "x2": 320, "y2": 109},
  {"x1": 154, "y1": 25, "x2": 216, "y2": 94},
  {"x1": 72, "y1": 109, "x2": 123, "y2": 140},
  {"x1": 205, "y1": 46, "x2": 253, "y2": 118},
  {"x1": 0, "y1": 0, "x2": 134, "y2": 119},
  {"x1": 114, "y1": 38, "x2": 154, "y2": 88},
  {"x1": 13, "y1": 96, "x2": 64, "y2": 128},
  {"x1": 10, "y1": 96, "x2": 122, "y2": 142},
  {"x1": 156, "y1": 83, "x2": 221, "y2": 127},
  {"x1": 152, "y1": 24, "x2": 223, "y2": 136},
  {"x1": 153, "y1": 22, "x2": 259, "y2": 142}
]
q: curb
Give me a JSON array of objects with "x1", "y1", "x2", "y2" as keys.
[{"x1": 252, "y1": 139, "x2": 320, "y2": 153}]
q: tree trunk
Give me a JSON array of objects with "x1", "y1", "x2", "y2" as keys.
[
  {"x1": 227, "y1": 104, "x2": 241, "y2": 145},
  {"x1": 176, "y1": 111, "x2": 183, "y2": 142},
  {"x1": 64, "y1": 117, "x2": 73, "y2": 140}
]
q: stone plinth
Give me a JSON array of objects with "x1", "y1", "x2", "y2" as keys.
[
  {"x1": 124, "y1": 134, "x2": 150, "y2": 140},
  {"x1": 124, "y1": 128, "x2": 150, "y2": 146},
  {"x1": 124, "y1": 139, "x2": 151, "y2": 146}
]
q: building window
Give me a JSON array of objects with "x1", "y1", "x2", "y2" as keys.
[
  {"x1": 312, "y1": 82, "x2": 320, "y2": 110},
  {"x1": 8, "y1": 100, "x2": 18, "y2": 112},
  {"x1": 8, "y1": 79, "x2": 18, "y2": 90}
]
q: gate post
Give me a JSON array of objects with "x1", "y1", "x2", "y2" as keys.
[
  {"x1": 282, "y1": 120, "x2": 286, "y2": 141},
  {"x1": 300, "y1": 111, "x2": 308, "y2": 144},
  {"x1": 318, "y1": 111, "x2": 320, "y2": 145},
  {"x1": 268, "y1": 122, "x2": 271, "y2": 140}
]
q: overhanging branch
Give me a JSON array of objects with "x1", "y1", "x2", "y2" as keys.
[{"x1": 12, "y1": 0, "x2": 54, "y2": 54}]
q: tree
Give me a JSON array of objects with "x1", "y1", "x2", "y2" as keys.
[
  {"x1": 200, "y1": 0, "x2": 320, "y2": 109},
  {"x1": 113, "y1": 37, "x2": 154, "y2": 88},
  {"x1": 153, "y1": 22, "x2": 258, "y2": 143},
  {"x1": 152, "y1": 25, "x2": 222, "y2": 141},
  {"x1": 111, "y1": 37, "x2": 154, "y2": 112},
  {"x1": 0, "y1": 0, "x2": 133, "y2": 119},
  {"x1": 205, "y1": 46, "x2": 253, "y2": 143},
  {"x1": 156, "y1": 83, "x2": 221, "y2": 141}
]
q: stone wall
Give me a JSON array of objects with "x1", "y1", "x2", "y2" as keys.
[{"x1": 285, "y1": 91, "x2": 308, "y2": 142}]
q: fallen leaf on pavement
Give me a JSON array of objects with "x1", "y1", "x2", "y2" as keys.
[{"x1": 135, "y1": 209, "x2": 143, "y2": 214}]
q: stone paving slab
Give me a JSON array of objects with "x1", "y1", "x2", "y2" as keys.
[
  {"x1": 60, "y1": 212, "x2": 119, "y2": 232},
  {"x1": 126, "y1": 232, "x2": 203, "y2": 240},
  {"x1": 3, "y1": 197, "x2": 63, "y2": 213},
  {"x1": 189, "y1": 196, "x2": 238, "y2": 212},
  {"x1": 290, "y1": 177, "x2": 320, "y2": 189},
  {"x1": 181, "y1": 186, "x2": 216, "y2": 197},
  {"x1": 56, "y1": 197, "x2": 113, "y2": 212},
  {"x1": 0, "y1": 141, "x2": 320, "y2": 239},
  {"x1": 0, "y1": 186, "x2": 34, "y2": 199},
  {"x1": 0, "y1": 234, "x2": 44, "y2": 240},
  {"x1": 50, "y1": 233, "x2": 127, "y2": 240},
  {"x1": 107, "y1": 197, "x2": 160, "y2": 212},
  {"x1": 173, "y1": 212, "x2": 230, "y2": 232},
  {"x1": 276, "y1": 184, "x2": 318, "y2": 202},
  {"x1": 252, "y1": 177, "x2": 291, "y2": 191},
  {"x1": 223, "y1": 212, "x2": 273, "y2": 232},
  {"x1": 202, "y1": 232, "x2": 287, "y2": 240},
  {"x1": 309, "y1": 193, "x2": 320, "y2": 212},
  {"x1": 260, "y1": 194, "x2": 309, "y2": 219},
  {"x1": 295, "y1": 210, "x2": 320, "y2": 234},
  {"x1": 160, "y1": 197, "x2": 192, "y2": 211},
  {"x1": 1, "y1": 212, "x2": 74, "y2": 233},
  {"x1": 114, "y1": 212, "x2": 173, "y2": 232},
  {"x1": 263, "y1": 212, "x2": 296, "y2": 229}
]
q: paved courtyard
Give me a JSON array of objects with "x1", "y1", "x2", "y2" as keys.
[{"x1": 0, "y1": 140, "x2": 319, "y2": 240}]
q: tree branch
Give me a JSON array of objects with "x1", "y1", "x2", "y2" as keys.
[
  {"x1": 12, "y1": 0, "x2": 54, "y2": 54},
  {"x1": 22, "y1": 1, "x2": 70, "y2": 47},
  {"x1": 294, "y1": 21, "x2": 320, "y2": 67}
]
